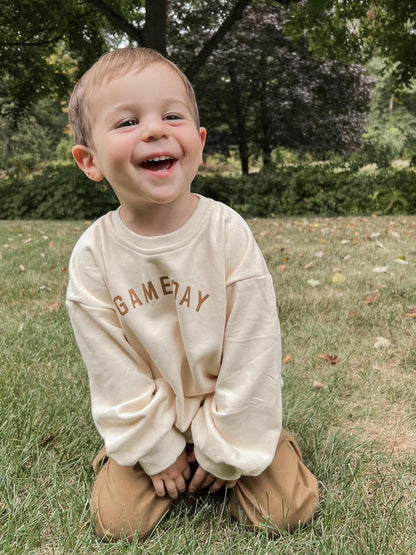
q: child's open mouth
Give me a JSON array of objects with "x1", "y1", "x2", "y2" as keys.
[{"x1": 140, "y1": 155, "x2": 175, "y2": 172}]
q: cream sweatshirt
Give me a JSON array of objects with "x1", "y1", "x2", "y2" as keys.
[{"x1": 66, "y1": 195, "x2": 282, "y2": 481}]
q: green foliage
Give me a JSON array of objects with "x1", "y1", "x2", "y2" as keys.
[
  {"x1": 286, "y1": 0, "x2": 416, "y2": 86},
  {"x1": 1, "y1": 163, "x2": 415, "y2": 221},
  {"x1": 363, "y1": 59, "x2": 416, "y2": 167},
  {"x1": 0, "y1": 165, "x2": 118, "y2": 220},
  {"x1": 193, "y1": 164, "x2": 416, "y2": 217},
  {"x1": 0, "y1": 98, "x2": 69, "y2": 178}
]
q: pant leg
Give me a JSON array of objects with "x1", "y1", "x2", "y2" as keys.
[
  {"x1": 229, "y1": 429, "x2": 319, "y2": 533},
  {"x1": 90, "y1": 447, "x2": 173, "y2": 541}
]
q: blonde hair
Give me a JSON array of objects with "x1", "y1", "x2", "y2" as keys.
[{"x1": 68, "y1": 47, "x2": 200, "y2": 147}]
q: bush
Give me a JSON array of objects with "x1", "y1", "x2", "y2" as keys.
[
  {"x1": 0, "y1": 164, "x2": 118, "y2": 220},
  {"x1": 0, "y1": 162, "x2": 415, "y2": 220},
  {"x1": 194, "y1": 164, "x2": 416, "y2": 217}
]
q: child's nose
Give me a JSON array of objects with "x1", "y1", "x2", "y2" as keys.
[{"x1": 140, "y1": 117, "x2": 167, "y2": 141}]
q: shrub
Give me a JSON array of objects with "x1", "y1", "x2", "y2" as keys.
[
  {"x1": 0, "y1": 164, "x2": 118, "y2": 220},
  {"x1": 0, "y1": 163, "x2": 415, "y2": 220},
  {"x1": 194, "y1": 164, "x2": 416, "y2": 217}
]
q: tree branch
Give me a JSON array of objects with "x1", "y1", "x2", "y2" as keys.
[
  {"x1": 84, "y1": 0, "x2": 144, "y2": 45},
  {"x1": 185, "y1": 0, "x2": 253, "y2": 80}
]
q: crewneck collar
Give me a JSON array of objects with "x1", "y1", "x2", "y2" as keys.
[{"x1": 110, "y1": 194, "x2": 211, "y2": 254}]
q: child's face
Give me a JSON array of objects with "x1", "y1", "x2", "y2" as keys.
[{"x1": 73, "y1": 63, "x2": 206, "y2": 212}]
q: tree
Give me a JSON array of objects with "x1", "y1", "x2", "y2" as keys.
[
  {"x1": 2, "y1": 0, "x2": 416, "y2": 124},
  {"x1": 0, "y1": 0, "x2": 253, "y2": 122},
  {"x1": 363, "y1": 58, "x2": 416, "y2": 166},
  {"x1": 193, "y1": 3, "x2": 372, "y2": 173},
  {"x1": 285, "y1": 0, "x2": 416, "y2": 86}
]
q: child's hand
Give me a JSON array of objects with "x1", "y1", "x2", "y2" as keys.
[
  {"x1": 150, "y1": 450, "x2": 191, "y2": 499},
  {"x1": 188, "y1": 465, "x2": 237, "y2": 494}
]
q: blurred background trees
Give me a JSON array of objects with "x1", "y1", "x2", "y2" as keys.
[{"x1": 1, "y1": 0, "x2": 416, "y2": 190}]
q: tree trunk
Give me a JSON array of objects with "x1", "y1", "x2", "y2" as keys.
[
  {"x1": 228, "y1": 67, "x2": 250, "y2": 174},
  {"x1": 143, "y1": 0, "x2": 167, "y2": 55},
  {"x1": 239, "y1": 145, "x2": 250, "y2": 175}
]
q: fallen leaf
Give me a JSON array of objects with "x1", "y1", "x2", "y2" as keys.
[
  {"x1": 308, "y1": 279, "x2": 320, "y2": 287},
  {"x1": 304, "y1": 261, "x2": 313, "y2": 269},
  {"x1": 373, "y1": 266, "x2": 388, "y2": 273},
  {"x1": 405, "y1": 313, "x2": 416, "y2": 318},
  {"x1": 395, "y1": 259, "x2": 408, "y2": 265},
  {"x1": 282, "y1": 354, "x2": 292, "y2": 363},
  {"x1": 313, "y1": 380, "x2": 326, "y2": 391},
  {"x1": 19, "y1": 264, "x2": 25, "y2": 272},
  {"x1": 363, "y1": 292, "x2": 381, "y2": 304},
  {"x1": 278, "y1": 265, "x2": 287, "y2": 271},
  {"x1": 39, "y1": 285, "x2": 52, "y2": 292},
  {"x1": 318, "y1": 354, "x2": 340, "y2": 364},
  {"x1": 48, "y1": 302, "x2": 59, "y2": 312},
  {"x1": 315, "y1": 251, "x2": 325, "y2": 258},
  {"x1": 374, "y1": 337, "x2": 391, "y2": 349},
  {"x1": 332, "y1": 272, "x2": 346, "y2": 283},
  {"x1": 61, "y1": 267, "x2": 67, "y2": 273},
  {"x1": 353, "y1": 237, "x2": 360, "y2": 243}
]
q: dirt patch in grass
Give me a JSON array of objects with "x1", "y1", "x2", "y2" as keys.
[
  {"x1": 348, "y1": 402, "x2": 415, "y2": 457},
  {"x1": 346, "y1": 357, "x2": 415, "y2": 458}
]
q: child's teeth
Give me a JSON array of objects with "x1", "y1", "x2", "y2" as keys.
[{"x1": 147, "y1": 156, "x2": 171, "y2": 162}]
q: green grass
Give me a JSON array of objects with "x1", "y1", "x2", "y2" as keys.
[{"x1": 0, "y1": 216, "x2": 415, "y2": 554}]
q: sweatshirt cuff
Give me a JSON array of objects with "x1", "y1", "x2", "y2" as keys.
[
  {"x1": 193, "y1": 445, "x2": 241, "y2": 481},
  {"x1": 138, "y1": 427, "x2": 186, "y2": 476}
]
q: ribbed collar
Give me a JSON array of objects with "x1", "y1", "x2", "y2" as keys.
[{"x1": 109, "y1": 195, "x2": 211, "y2": 254}]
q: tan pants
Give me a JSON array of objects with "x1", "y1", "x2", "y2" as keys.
[{"x1": 91, "y1": 429, "x2": 319, "y2": 541}]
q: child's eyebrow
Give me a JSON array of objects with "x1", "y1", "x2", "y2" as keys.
[{"x1": 106, "y1": 97, "x2": 190, "y2": 118}]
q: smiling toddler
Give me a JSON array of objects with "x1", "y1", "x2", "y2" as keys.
[{"x1": 66, "y1": 47, "x2": 318, "y2": 541}]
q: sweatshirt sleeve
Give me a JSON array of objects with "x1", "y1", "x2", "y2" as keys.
[
  {"x1": 191, "y1": 222, "x2": 282, "y2": 481},
  {"x1": 66, "y1": 242, "x2": 186, "y2": 474}
]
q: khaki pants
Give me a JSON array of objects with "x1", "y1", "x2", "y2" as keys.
[{"x1": 91, "y1": 429, "x2": 319, "y2": 541}]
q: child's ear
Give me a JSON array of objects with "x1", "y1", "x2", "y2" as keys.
[
  {"x1": 72, "y1": 145, "x2": 104, "y2": 182},
  {"x1": 199, "y1": 127, "x2": 207, "y2": 166}
]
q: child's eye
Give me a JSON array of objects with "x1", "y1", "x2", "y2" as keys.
[
  {"x1": 117, "y1": 118, "x2": 138, "y2": 128},
  {"x1": 164, "y1": 113, "x2": 183, "y2": 121}
]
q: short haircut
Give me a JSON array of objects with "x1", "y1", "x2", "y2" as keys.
[{"x1": 68, "y1": 47, "x2": 200, "y2": 147}]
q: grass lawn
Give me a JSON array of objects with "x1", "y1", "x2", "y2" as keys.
[{"x1": 0, "y1": 214, "x2": 415, "y2": 553}]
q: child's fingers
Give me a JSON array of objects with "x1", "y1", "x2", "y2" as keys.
[
  {"x1": 183, "y1": 463, "x2": 192, "y2": 480},
  {"x1": 209, "y1": 478, "x2": 226, "y2": 493},
  {"x1": 164, "y1": 478, "x2": 179, "y2": 499},
  {"x1": 151, "y1": 477, "x2": 166, "y2": 497},
  {"x1": 226, "y1": 480, "x2": 237, "y2": 489},
  {"x1": 176, "y1": 475, "x2": 187, "y2": 494},
  {"x1": 188, "y1": 467, "x2": 208, "y2": 492},
  {"x1": 187, "y1": 450, "x2": 196, "y2": 464}
]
